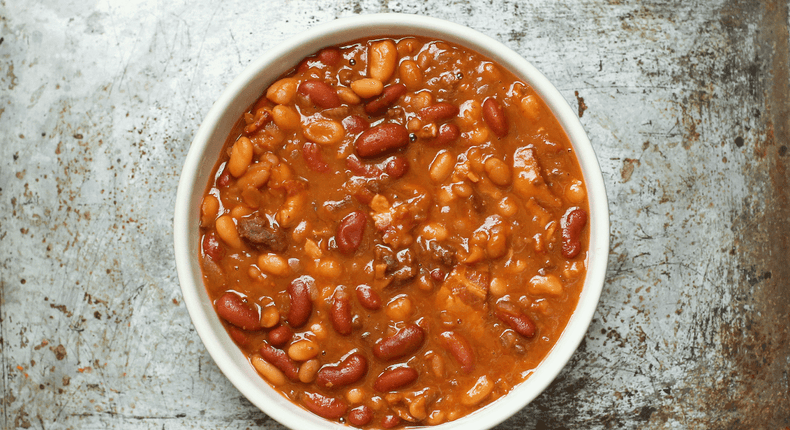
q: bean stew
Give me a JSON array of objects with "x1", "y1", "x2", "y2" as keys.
[{"x1": 198, "y1": 36, "x2": 589, "y2": 428}]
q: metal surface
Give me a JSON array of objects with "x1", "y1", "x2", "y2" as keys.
[{"x1": 1, "y1": 0, "x2": 788, "y2": 429}]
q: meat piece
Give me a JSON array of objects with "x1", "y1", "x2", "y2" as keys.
[
  {"x1": 429, "y1": 241, "x2": 456, "y2": 267},
  {"x1": 237, "y1": 216, "x2": 288, "y2": 253},
  {"x1": 374, "y1": 245, "x2": 417, "y2": 287}
]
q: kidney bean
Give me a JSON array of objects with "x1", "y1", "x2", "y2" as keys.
[
  {"x1": 302, "y1": 142, "x2": 330, "y2": 173},
  {"x1": 336, "y1": 211, "x2": 366, "y2": 254},
  {"x1": 364, "y1": 83, "x2": 407, "y2": 116},
  {"x1": 288, "y1": 276, "x2": 313, "y2": 328},
  {"x1": 373, "y1": 366, "x2": 419, "y2": 392},
  {"x1": 435, "y1": 123, "x2": 460, "y2": 146},
  {"x1": 381, "y1": 415, "x2": 402, "y2": 428},
  {"x1": 439, "y1": 331, "x2": 475, "y2": 373},
  {"x1": 227, "y1": 326, "x2": 250, "y2": 347},
  {"x1": 302, "y1": 392, "x2": 348, "y2": 420},
  {"x1": 298, "y1": 80, "x2": 341, "y2": 109},
  {"x1": 495, "y1": 302, "x2": 536, "y2": 338},
  {"x1": 385, "y1": 156, "x2": 409, "y2": 179},
  {"x1": 355, "y1": 284, "x2": 382, "y2": 310},
  {"x1": 482, "y1": 97, "x2": 508, "y2": 137},
  {"x1": 430, "y1": 268, "x2": 445, "y2": 282},
  {"x1": 373, "y1": 324, "x2": 425, "y2": 361},
  {"x1": 202, "y1": 232, "x2": 224, "y2": 261},
  {"x1": 418, "y1": 102, "x2": 460, "y2": 122},
  {"x1": 343, "y1": 115, "x2": 370, "y2": 134},
  {"x1": 348, "y1": 405, "x2": 373, "y2": 426},
  {"x1": 260, "y1": 342, "x2": 299, "y2": 381},
  {"x1": 315, "y1": 352, "x2": 368, "y2": 389},
  {"x1": 316, "y1": 47, "x2": 341, "y2": 67},
  {"x1": 215, "y1": 292, "x2": 261, "y2": 331},
  {"x1": 346, "y1": 154, "x2": 383, "y2": 177},
  {"x1": 330, "y1": 290, "x2": 353, "y2": 335},
  {"x1": 561, "y1": 208, "x2": 588, "y2": 259},
  {"x1": 216, "y1": 167, "x2": 232, "y2": 188},
  {"x1": 355, "y1": 123, "x2": 410, "y2": 158},
  {"x1": 268, "y1": 325, "x2": 293, "y2": 347}
]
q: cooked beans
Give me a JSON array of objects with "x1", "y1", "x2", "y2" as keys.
[{"x1": 200, "y1": 36, "x2": 589, "y2": 428}]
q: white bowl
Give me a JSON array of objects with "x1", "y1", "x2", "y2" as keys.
[{"x1": 174, "y1": 13, "x2": 609, "y2": 430}]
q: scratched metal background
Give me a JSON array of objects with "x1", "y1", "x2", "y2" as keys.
[{"x1": 1, "y1": 0, "x2": 788, "y2": 429}]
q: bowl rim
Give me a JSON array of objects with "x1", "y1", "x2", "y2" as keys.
[{"x1": 174, "y1": 12, "x2": 609, "y2": 430}]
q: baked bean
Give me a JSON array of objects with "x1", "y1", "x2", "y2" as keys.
[
  {"x1": 355, "y1": 284, "x2": 382, "y2": 310},
  {"x1": 368, "y1": 39, "x2": 397, "y2": 82},
  {"x1": 419, "y1": 102, "x2": 459, "y2": 123},
  {"x1": 268, "y1": 325, "x2": 292, "y2": 347},
  {"x1": 426, "y1": 410, "x2": 446, "y2": 425},
  {"x1": 298, "y1": 80, "x2": 342, "y2": 109},
  {"x1": 343, "y1": 115, "x2": 369, "y2": 134},
  {"x1": 330, "y1": 289, "x2": 353, "y2": 335},
  {"x1": 251, "y1": 355, "x2": 286, "y2": 386},
  {"x1": 287, "y1": 276, "x2": 313, "y2": 328},
  {"x1": 302, "y1": 392, "x2": 348, "y2": 419},
  {"x1": 271, "y1": 104, "x2": 300, "y2": 131},
  {"x1": 373, "y1": 324, "x2": 425, "y2": 361},
  {"x1": 461, "y1": 375, "x2": 493, "y2": 406},
  {"x1": 346, "y1": 388, "x2": 365, "y2": 404},
  {"x1": 200, "y1": 195, "x2": 219, "y2": 227},
  {"x1": 228, "y1": 137, "x2": 254, "y2": 177},
  {"x1": 439, "y1": 331, "x2": 475, "y2": 373},
  {"x1": 435, "y1": 123, "x2": 460, "y2": 146},
  {"x1": 276, "y1": 192, "x2": 306, "y2": 228},
  {"x1": 529, "y1": 274, "x2": 563, "y2": 296},
  {"x1": 288, "y1": 339, "x2": 321, "y2": 361},
  {"x1": 303, "y1": 119, "x2": 345, "y2": 145},
  {"x1": 202, "y1": 231, "x2": 224, "y2": 261},
  {"x1": 350, "y1": 78, "x2": 384, "y2": 98},
  {"x1": 484, "y1": 157, "x2": 511, "y2": 186},
  {"x1": 561, "y1": 208, "x2": 587, "y2": 259},
  {"x1": 335, "y1": 87, "x2": 360, "y2": 105},
  {"x1": 315, "y1": 352, "x2": 368, "y2": 389},
  {"x1": 266, "y1": 78, "x2": 298, "y2": 105},
  {"x1": 355, "y1": 123, "x2": 410, "y2": 158},
  {"x1": 299, "y1": 359, "x2": 321, "y2": 383},
  {"x1": 430, "y1": 353, "x2": 445, "y2": 378},
  {"x1": 315, "y1": 258, "x2": 342, "y2": 279},
  {"x1": 566, "y1": 179, "x2": 586, "y2": 204},
  {"x1": 237, "y1": 162, "x2": 272, "y2": 190},
  {"x1": 348, "y1": 405, "x2": 374, "y2": 426},
  {"x1": 495, "y1": 302, "x2": 536, "y2": 338},
  {"x1": 336, "y1": 210, "x2": 366, "y2": 254},
  {"x1": 260, "y1": 342, "x2": 299, "y2": 381},
  {"x1": 258, "y1": 253, "x2": 290, "y2": 276},
  {"x1": 429, "y1": 150, "x2": 455, "y2": 183},
  {"x1": 215, "y1": 292, "x2": 261, "y2": 330},
  {"x1": 385, "y1": 156, "x2": 409, "y2": 179},
  {"x1": 310, "y1": 322, "x2": 328, "y2": 340},
  {"x1": 373, "y1": 366, "x2": 419, "y2": 392},
  {"x1": 399, "y1": 60, "x2": 423, "y2": 91},
  {"x1": 520, "y1": 94, "x2": 540, "y2": 120},
  {"x1": 490, "y1": 277, "x2": 507, "y2": 297},
  {"x1": 420, "y1": 223, "x2": 449, "y2": 241},
  {"x1": 260, "y1": 306, "x2": 280, "y2": 328},
  {"x1": 365, "y1": 83, "x2": 407, "y2": 116},
  {"x1": 408, "y1": 395, "x2": 428, "y2": 420},
  {"x1": 385, "y1": 295, "x2": 413, "y2": 321}
]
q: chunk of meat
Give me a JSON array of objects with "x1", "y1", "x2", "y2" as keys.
[
  {"x1": 237, "y1": 216, "x2": 288, "y2": 253},
  {"x1": 512, "y1": 147, "x2": 561, "y2": 207}
]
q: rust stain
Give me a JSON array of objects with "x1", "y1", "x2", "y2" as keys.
[
  {"x1": 574, "y1": 91, "x2": 587, "y2": 117},
  {"x1": 50, "y1": 344, "x2": 67, "y2": 361},
  {"x1": 620, "y1": 158, "x2": 640, "y2": 182}
]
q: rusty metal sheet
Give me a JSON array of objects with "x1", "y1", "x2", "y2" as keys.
[{"x1": 0, "y1": 0, "x2": 787, "y2": 429}]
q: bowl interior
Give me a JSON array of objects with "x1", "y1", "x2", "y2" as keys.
[{"x1": 174, "y1": 13, "x2": 609, "y2": 430}]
